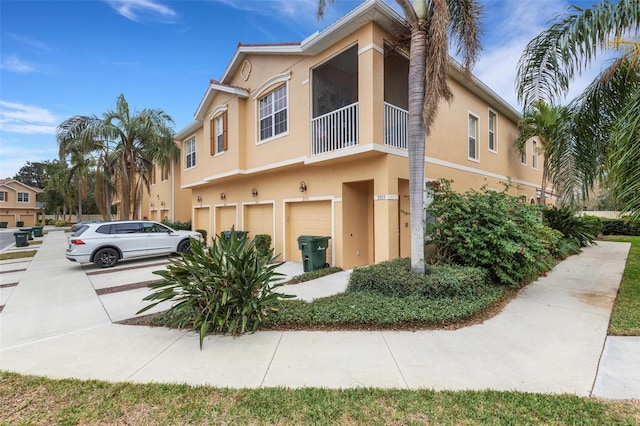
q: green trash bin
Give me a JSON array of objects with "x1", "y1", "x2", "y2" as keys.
[
  {"x1": 32, "y1": 226, "x2": 44, "y2": 237},
  {"x1": 19, "y1": 228, "x2": 34, "y2": 240},
  {"x1": 297, "y1": 235, "x2": 331, "y2": 272},
  {"x1": 221, "y1": 230, "x2": 248, "y2": 242},
  {"x1": 13, "y1": 231, "x2": 29, "y2": 247}
]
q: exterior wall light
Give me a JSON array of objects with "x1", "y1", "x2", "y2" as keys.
[
  {"x1": 151, "y1": 202, "x2": 155, "y2": 207},
  {"x1": 220, "y1": 193, "x2": 226, "y2": 201},
  {"x1": 197, "y1": 196, "x2": 203, "y2": 202},
  {"x1": 160, "y1": 201, "x2": 165, "y2": 207},
  {"x1": 251, "y1": 188, "x2": 258, "y2": 197},
  {"x1": 299, "y1": 181, "x2": 307, "y2": 192}
]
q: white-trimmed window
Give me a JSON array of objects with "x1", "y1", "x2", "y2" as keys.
[
  {"x1": 0, "y1": 191, "x2": 7, "y2": 202},
  {"x1": 161, "y1": 166, "x2": 169, "y2": 181},
  {"x1": 488, "y1": 111, "x2": 497, "y2": 152},
  {"x1": 521, "y1": 142, "x2": 527, "y2": 165},
  {"x1": 259, "y1": 85, "x2": 287, "y2": 142},
  {"x1": 468, "y1": 113, "x2": 479, "y2": 161},
  {"x1": 185, "y1": 137, "x2": 196, "y2": 169},
  {"x1": 532, "y1": 140, "x2": 538, "y2": 169},
  {"x1": 17, "y1": 192, "x2": 29, "y2": 202},
  {"x1": 216, "y1": 113, "x2": 227, "y2": 153}
]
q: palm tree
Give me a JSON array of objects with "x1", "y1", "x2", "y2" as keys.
[
  {"x1": 514, "y1": 101, "x2": 573, "y2": 205},
  {"x1": 516, "y1": 0, "x2": 640, "y2": 219},
  {"x1": 57, "y1": 94, "x2": 178, "y2": 220},
  {"x1": 319, "y1": 0, "x2": 482, "y2": 273}
]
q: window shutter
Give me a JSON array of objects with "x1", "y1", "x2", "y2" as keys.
[{"x1": 210, "y1": 118, "x2": 215, "y2": 155}]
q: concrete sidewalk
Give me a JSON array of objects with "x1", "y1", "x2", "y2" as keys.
[{"x1": 0, "y1": 228, "x2": 638, "y2": 399}]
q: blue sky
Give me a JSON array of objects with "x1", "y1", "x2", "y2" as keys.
[{"x1": 0, "y1": 0, "x2": 609, "y2": 179}]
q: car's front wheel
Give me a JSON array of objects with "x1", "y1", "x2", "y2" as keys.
[
  {"x1": 94, "y1": 247, "x2": 119, "y2": 268},
  {"x1": 177, "y1": 239, "x2": 192, "y2": 254}
]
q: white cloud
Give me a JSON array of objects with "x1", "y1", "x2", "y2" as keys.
[
  {"x1": 211, "y1": 0, "x2": 359, "y2": 29},
  {"x1": 0, "y1": 101, "x2": 57, "y2": 135},
  {"x1": 105, "y1": 0, "x2": 177, "y2": 23},
  {"x1": 472, "y1": 0, "x2": 613, "y2": 110},
  {"x1": 0, "y1": 55, "x2": 36, "y2": 73},
  {"x1": 8, "y1": 33, "x2": 51, "y2": 52}
]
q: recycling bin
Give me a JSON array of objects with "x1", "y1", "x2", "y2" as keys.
[
  {"x1": 297, "y1": 235, "x2": 331, "y2": 272},
  {"x1": 221, "y1": 230, "x2": 248, "y2": 242},
  {"x1": 13, "y1": 231, "x2": 29, "y2": 247},
  {"x1": 32, "y1": 226, "x2": 44, "y2": 237},
  {"x1": 19, "y1": 228, "x2": 34, "y2": 240}
]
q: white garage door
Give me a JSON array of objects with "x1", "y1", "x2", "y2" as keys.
[{"x1": 287, "y1": 201, "x2": 332, "y2": 262}]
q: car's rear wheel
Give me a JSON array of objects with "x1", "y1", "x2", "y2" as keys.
[
  {"x1": 94, "y1": 247, "x2": 118, "y2": 268},
  {"x1": 177, "y1": 239, "x2": 192, "y2": 254}
]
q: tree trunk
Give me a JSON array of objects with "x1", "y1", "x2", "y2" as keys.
[{"x1": 408, "y1": 22, "x2": 428, "y2": 274}]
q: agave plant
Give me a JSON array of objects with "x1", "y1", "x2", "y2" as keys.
[{"x1": 138, "y1": 233, "x2": 291, "y2": 349}]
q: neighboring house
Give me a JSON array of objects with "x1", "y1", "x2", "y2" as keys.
[
  {"x1": 148, "y1": 161, "x2": 192, "y2": 223},
  {"x1": 0, "y1": 178, "x2": 44, "y2": 227},
  {"x1": 174, "y1": 0, "x2": 545, "y2": 269}
]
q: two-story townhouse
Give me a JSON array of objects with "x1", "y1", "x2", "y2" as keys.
[
  {"x1": 148, "y1": 160, "x2": 192, "y2": 223},
  {"x1": 0, "y1": 179, "x2": 44, "y2": 227},
  {"x1": 174, "y1": 0, "x2": 546, "y2": 270}
]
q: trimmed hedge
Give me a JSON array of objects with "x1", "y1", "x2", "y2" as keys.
[
  {"x1": 601, "y1": 218, "x2": 640, "y2": 236},
  {"x1": 347, "y1": 258, "x2": 491, "y2": 298}
]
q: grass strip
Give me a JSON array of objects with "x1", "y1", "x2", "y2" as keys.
[
  {"x1": 0, "y1": 250, "x2": 37, "y2": 261},
  {"x1": 603, "y1": 236, "x2": 640, "y2": 335},
  {"x1": 1, "y1": 372, "x2": 639, "y2": 425}
]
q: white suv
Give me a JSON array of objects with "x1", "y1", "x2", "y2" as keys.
[{"x1": 66, "y1": 220, "x2": 202, "y2": 268}]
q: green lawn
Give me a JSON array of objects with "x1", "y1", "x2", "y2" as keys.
[
  {"x1": 604, "y1": 236, "x2": 640, "y2": 335},
  {"x1": 1, "y1": 372, "x2": 639, "y2": 425},
  {"x1": 0, "y1": 250, "x2": 37, "y2": 261}
]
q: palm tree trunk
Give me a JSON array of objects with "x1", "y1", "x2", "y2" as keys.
[
  {"x1": 408, "y1": 22, "x2": 428, "y2": 274},
  {"x1": 540, "y1": 158, "x2": 548, "y2": 205}
]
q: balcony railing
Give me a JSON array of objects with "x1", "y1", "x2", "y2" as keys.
[
  {"x1": 384, "y1": 102, "x2": 408, "y2": 150},
  {"x1": 311, "y1": 102, "x2": 359, "y2": 155}
]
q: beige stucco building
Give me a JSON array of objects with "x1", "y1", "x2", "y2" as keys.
[
  {"x1": 147, "y1": 162, "x2": 192, "y2": 223},
  {"x1": 0, "y1": 179, "x2": 44, "y2": 227},
  {"x1": 174, "y1": 0, "x2": 545, "y2": 269}
]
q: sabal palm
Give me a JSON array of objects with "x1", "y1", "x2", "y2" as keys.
[
  {"x1": 516, "y1": 0, "x2": 640, "y2": 219},
  {"x1": 320, "y1": 0, "x2": 482, "y2": 273},
  {"x1": 57, "y1": 94, "x2": 178, "y2": 220}
]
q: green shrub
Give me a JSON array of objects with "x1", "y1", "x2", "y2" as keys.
[
  {"x1": 347, "y1": 258, "x2": 491, "y2": 298},
  {"x1": 254, "y1": 234, "x2": 272, "y2": 261},
  {"x1": 161, "y1": 218, "x2": 192, "y2": 230},
  {"x1": 54, "y1": 221, "x2": 66, "y2": 227},
  {"x1": 542, "y1": 206, "x2": 598, "y2": 247},
  {"x1": 426, "y1": 179, "x2": 557, "y2": 287},
  {"x1": 138, "y1": 235, "x2": 292, "y2": 348},
  {"x1": 348, "y1": 258, "x2": 426, "y2": 297},
  {"x1": 581, "y1": 215, "x2": 604, "y2": 236},
  {"x1": 264, "y1": 287, "x2": 509, "y2": 328},
  {"x1": 601, "y1": 218, "x2": 640, "y2": 236}
]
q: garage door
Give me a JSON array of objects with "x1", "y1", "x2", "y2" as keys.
[
  {"x1": 20, "y1": 214, "x2": 35, "y2": 226},
  {"x1": 0, "y1": 215, "x2": 13, "y2": 227},
  {"x1": 245, "y1": 204, "x2": 274, "y2": 242},
  {"x1": 287, "y1": 201, "x2": 332, "y2": 262},
  {"x1": 216, "y1": 206, "x2": 237, "y2": 234}
]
